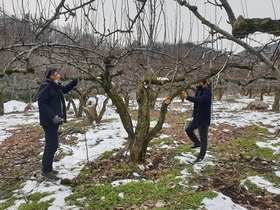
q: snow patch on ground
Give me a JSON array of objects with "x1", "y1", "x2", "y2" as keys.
[{"x1": 1, "y1": 95, "x2": 280, "y2": 209}]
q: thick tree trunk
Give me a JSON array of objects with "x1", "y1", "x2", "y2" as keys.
[
  {"x1": 129, "y1": 137, "x2": 149, "y2": 163},
  {"x1": 105, "y1": 87, "x2": 135, "y2": 141},
  {"x1": 0, "y1": 89, "x2": 4, "y2": 116},
  {"x1": 232, "y1": 16, "x2": 280, "y2": 38},
  {"x1": 272, "y1": 86, "x2": 280, "y2": 111},
  {"x1": 149, "y1": 88, "x2": 160, "y2": 109},
  {"x1": 130, "y1": 83, "x2": 150, "y2": 162},
  {"x1": 215, "y1": 88, "x2": 224, "y2": 101},
  {"x1": 129, "y1": 83, "x2": 170, "y2": 162}
]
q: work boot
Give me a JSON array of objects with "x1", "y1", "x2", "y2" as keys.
[
  {"x1": 194, "y1": 156, "x2": 204, "y2": 163},
  {"x1": 51, "y1": 169, "x2": 59, "y2": 175},
  {"x1": 41, "y1": 172, "x2": 60, "y2": 181}
]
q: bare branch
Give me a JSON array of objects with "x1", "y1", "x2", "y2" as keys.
[
  {"x1": 175, "y1": 0, "x2": 280, "y2": 82},
  {"x1": 34, "y1": 0, "x2": 66, "y2": 37},
  {"x1": 232, "y1": 16, "x2": 280, "y2": 38},
  {"x1": 219, "y1": 0, "x2": 236, "y2": 25}
]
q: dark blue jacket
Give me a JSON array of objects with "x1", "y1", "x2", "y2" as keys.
[
  {"x1": 186, "y1": 87, "x2": 212, "y2": 126},
  {"x1": 38, "y1": 79, "x2": 78, "y2": 126}
]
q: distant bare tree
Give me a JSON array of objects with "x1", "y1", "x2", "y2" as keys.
[{"x1": 176, "y1": 0, "x2": 280, "y2": 110}]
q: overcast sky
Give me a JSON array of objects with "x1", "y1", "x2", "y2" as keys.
[{"x1": 1, "y1": 0, "x2": 280, "y2": 52}]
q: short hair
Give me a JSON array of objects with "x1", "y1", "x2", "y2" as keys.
[{"x1": 45, "y1": 68, "x2": 58, "y2": 79}]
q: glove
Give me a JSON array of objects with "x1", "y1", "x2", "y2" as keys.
[
  {"x1": 72, "y1": 78, "x2": 79, "y2": 86},
  {"x1": 52, "y1": 115, "x2": 64, "y2": 124}
]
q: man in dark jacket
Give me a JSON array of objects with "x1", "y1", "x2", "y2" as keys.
[
  {"x1": 38, "y1": 68, "x2": 78, "y2": 181},
  {"x1": 181, "y1": 80, "x2": 212, "y2": 163}
]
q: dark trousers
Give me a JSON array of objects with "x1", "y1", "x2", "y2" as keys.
[
  {"x1": 185, "y1": 120, "x2": 209, "y2": 158},
  {"x1": 42, "y1": 125, "x2": 59, "y2": 173}
]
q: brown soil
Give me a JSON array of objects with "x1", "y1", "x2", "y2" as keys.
[
  {"x1": 0, "y1": 126, "x2": 44, "y2": 179},
  {"x1": 1, "y1": 108, "x2": 280, "y2": 209}
]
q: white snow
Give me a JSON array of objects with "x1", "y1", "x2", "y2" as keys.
[
  {"x1": 201, "y1": 191, "x2": 248, "y2": 210},
  {"x1": 1, "y1": 95, "x2": 280, "y2": 209},
  {"x1": 246, "y1": 176, "x2": 280, "y2": 194}
]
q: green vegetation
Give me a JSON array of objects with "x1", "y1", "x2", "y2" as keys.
[
  {"x1": 149, "y1": 137, "x2": 174, "y2": 147},
  {"x1": 175, "y1": 145, "x2": 195, "y2": 154},
  {"x1": 62, "y1": 123, "x2": 280, "y2": 209},
  {"x1": 2, "y1": 104, "x2": 280, "y2": 209},
  {"x1": 101, "y1": 150, "x2": 115, "y2": 159},
  {"x1": 67, "y1": 170, "x2": 216, "y2": 209},
  {"x1": 212, "y1": 138, "x2": 275, "y2": 161},
  {"x1": 18, "y1": 192, "x2": 54, "y2": 210},
  {"x1": 0, "y1": 180, "x2": 23, "y2": 201},
  {"x1": 263, "y1": 171, "x2": 280, "y2": 187},
  {"x1": 242, "y1": 180, "x2": 259, "y2": 192},
  {"x1": 0, "y1": 181, "x2": 18, "y2": 209}
]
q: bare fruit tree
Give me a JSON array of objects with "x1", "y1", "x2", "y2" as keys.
[
  {"x1": 175, "y1": 0, "x2": 280, "y2": 109},
  {"x1": 0, "y1": 0, "x2": 224, "y2": 162}
]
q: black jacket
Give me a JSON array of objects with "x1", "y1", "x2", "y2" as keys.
[
  {"x1": 186, "y1": 87, "x2": 212, "y2": 126},
  {"x1": 38, "y1": 79, "x2": 78, "y2": 126}
]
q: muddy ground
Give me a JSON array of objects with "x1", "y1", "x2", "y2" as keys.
[{"x1": 1, "y1": 114, "x2": 280, "y2": 209}]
